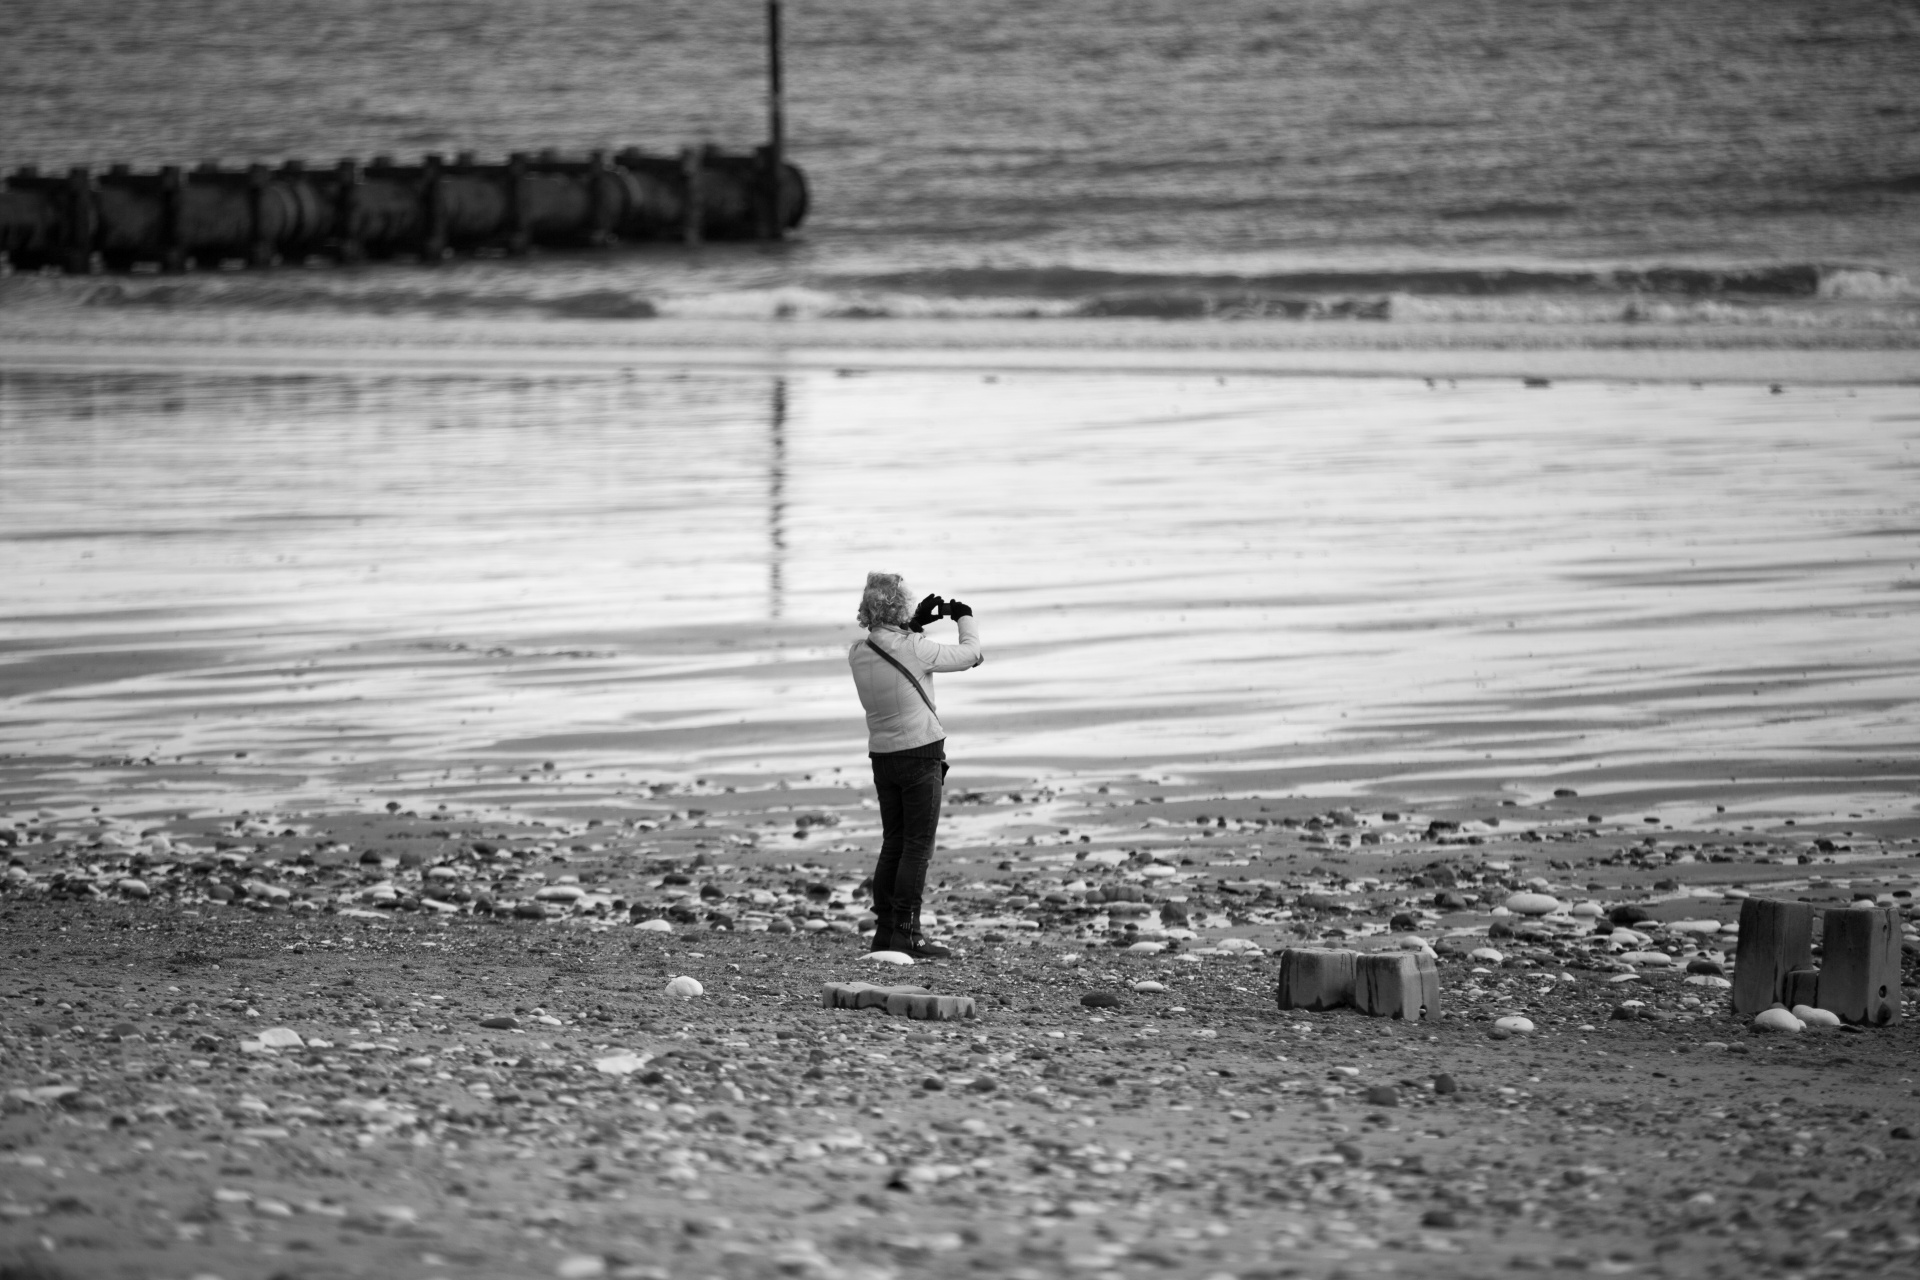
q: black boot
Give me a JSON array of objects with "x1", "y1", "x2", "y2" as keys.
[{"x1": 895, "y1": 906, "x2": 951, "y2": 960}]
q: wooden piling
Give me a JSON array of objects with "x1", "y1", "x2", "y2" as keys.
[
  {"x1": 62, "y1": 166, "x2": 96, "y2": 275},
  {"x1": 1276, "y1": 948, "x2": 1356, "y2": 1012},
  {"x1": 333, "y1": 158, "x2": 363, "y2": 264},
  {"x1": 1354, "y1": 953, "x2": 1428, "y2": 1020},
  {"x1": 680, "y1": 146, "x2": 704, "y2": 246},
  {"x1": 420, "y1": 153, "x2": 447, "y2": 262},
  {"x1": 506, "y1": 152, "x2": 531, "y2": 255},
  {"x1": 1817, "y1": 907, "x2": 1902, "y2": 1025},
  {"x1": 159, "y1": 165, "x2": 187, "y2": 273},
  {"x1": 1731, "y1": 898, "x2": 1814, "y2": 1015}
]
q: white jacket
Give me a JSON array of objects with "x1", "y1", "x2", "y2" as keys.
[{"x1": 848, "y1": 617, "x2": 984, "y2": 753}]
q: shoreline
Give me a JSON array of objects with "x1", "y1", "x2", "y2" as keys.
[{"x1": 2, "y1": 314, "x2": 1919, "y2": 383}]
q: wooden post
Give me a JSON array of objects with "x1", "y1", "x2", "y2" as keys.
[
  {"x1": 246, "y1": 162, "x2": 274, "y2": 267},
  {"x1": 159, "y1": 165, "x2": 187, "y2": 273},
  {"x1": 1414, "y1": 951, "x2": 1441, "y2": 1018},
  {"x1": 762, "y1": 0, "x2": 785, "y2": 241},
  {"x1": 420, "y1": 152, "x2": 447, "y2": 262},
  {"x1": 1783, "y1": 968, "x2": 1820, "y2": 1010},
  {"x1": 1276, "y1": 948, "x2": 1356, "y2": 1012},
  {"x1": 506, "y1": 151, "x2": 530, "y2": 255},
  {"x1": 1731, "y1": 898, "x2": 1814, "y2": 1015},
  {"x1": 333, "y1": 158, "x2": 363, "y2": 265},
  {"x1": 1354, "y1": 953, "x2": 1428, "y2": 1020},
  {"x1": 586, "y1": 149, "x2": 614, "y2": 247},
  {"x1": 62, "y1": 166, "x2": 96, "y2": 275},
  {"x1": 1818, "y1": 907, "x2": 1902, "y2": 1025},
  {"x1": 680, "y1": 146, "x2": 703, "y2": 246}
]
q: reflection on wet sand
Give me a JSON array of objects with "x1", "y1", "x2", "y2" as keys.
[{"x1": 1, "y1": 368, "x2": 1916, "y2": 823}]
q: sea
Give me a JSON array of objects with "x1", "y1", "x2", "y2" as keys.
[{"x1": 3, "y1": 0, "x2": 1918, "y2": 328}]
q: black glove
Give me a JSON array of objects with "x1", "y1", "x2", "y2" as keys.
[
  {"x1": 908, "y1": 593, "x2": 945, "y2": 632},
  {"x1": 943, "y1": 598, "x2": 973, "y2": 620}
]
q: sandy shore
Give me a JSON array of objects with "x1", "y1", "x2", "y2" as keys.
[{"x1": 3, "y1": 312, "x2": 1919, "y2": 383}]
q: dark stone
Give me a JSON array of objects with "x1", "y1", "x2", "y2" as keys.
[
  {"x1": 1080, "y1": 991, "x2": 1123, "y2": 1009},
  {"x1": 1609, "y1": 905, "x2": 1652, "y2": 925},
  {"x1": 1363, "y1": 1085, "x2": 1399, "y2": 1107},
  {"x1": 1432, "y1": 1073, "x2": 1458, "y2": 1095}
]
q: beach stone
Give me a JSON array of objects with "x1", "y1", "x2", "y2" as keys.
[
  {"x1": 766, "y1": 917, "x2": 794, "y2": 934},
  {"x1": 1125, "y1": 941, "x2": 1166, "y2": 955},
  {"x1": 664, "y1": 976, "x2": 704, "y2": 999},
  {"x1": 1469, "y1": 947, "x2": 1505, "y2": 964},
  {"x1": 535, "y1": 884, "x2": 584, "y2": 902},
  {"x1": 1363, "y1": 1085, "x2": 1399, "y2": 1107},
  {"x1": 1131, "y1": 980, "x2": 1166, "y2": 993},
  {"x1": 1080, "y1": 991, "x2": 1123, "y2": 1009},
  {"x1": 1618, "y1": 951, "x2": 1672, "y2": 967},
  {"x1": 1504, "y1": 892, "x2": 1561, "y2": 916},
  {"x1": 965, "y1": 1076, "x2": 998, "y2": 1094},
  {"x1": 1685, "y1": 975, "x2": 1732, "y2": 990},
  {"x1": 1752, "y1": 1008, "x2": 1804, "y2": 1033},
  {"x1": 634, "y1": 918, "x2": 672, "y2": 932},
  {"x1": 922, "y1": 1075, "x2": 945, "y2": 1091},
  {"x1": 863, "y1": 950, "x2": 914, "y2": 966},
  {"x1": 514, "y1": 901, "x2": 548, "y2": 920},
  {"x1": 1433, "y1": 1073, "x2": 1458, "y2": 1095},
  {"x1": 116, "y1": 877, "x2": 151, "y2": 898},
  {"x1": 1666, "y1": 919, "x2": 1720, "y2": 934},
  {"x1": 1609, "y1": 905, "x2": 1652, "y2": 925},
  {"x1": 255, "y1": 1027, "x2": 304, "y2": 1049},
  {"x1": 1685, "y1": 957, "x2": 1725, "y2": 975},
  {"x1": 1493, "y1": 1016, "x2": 1536, "y2": 1036},
  {"x1": 1791, "y1": 1004, "x2": 1841, "y2": 1027},
  {"x1": 479, "y1": 1016, "x2": 519, "y2": 1030},
  {"x1": 1571, "y1": 901, "x2": 1602, "y2": 918}
]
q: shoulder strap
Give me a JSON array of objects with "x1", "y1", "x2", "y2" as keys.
[{"x1": 866, "y1": 639, "x2": 938, "y2": 716}]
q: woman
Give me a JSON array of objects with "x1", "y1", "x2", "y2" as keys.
[{"x1": 848, "y1": 571, "x2": 983, "y2": 959}]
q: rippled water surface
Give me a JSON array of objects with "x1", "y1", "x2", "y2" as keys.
[{"x1": 4, "y1": 368, "x2": 1916, "y2": 807}]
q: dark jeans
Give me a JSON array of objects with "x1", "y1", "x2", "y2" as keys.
[{"x1": 869, "y1": 754, "x2": 947, "y2": 937}]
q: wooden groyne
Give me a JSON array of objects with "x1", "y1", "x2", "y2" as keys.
[{"x1": 0, "y1": 146, "x2": 807, "y2": 274}]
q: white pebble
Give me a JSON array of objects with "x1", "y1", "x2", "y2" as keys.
[
  {"x1": 1752, "y1": 1008, "x2": 1804, "y2": 1033},
  {"x1": 862, "y1": 950, "x2": 914, "y2": 966},
  {"x1": 1504, "y1": 893, "x2": 1562, "y2": 916},
  {"x1": 664, "y1": 976, "x2": 704, "y2": 998},
  {"x1": 1791, "y1": 1005, "x2": 1841, "y2": 1027},
  {"x1": 1494, "y1": 1016, "x2": 1536, "y2": 1035},
  {"x1": 634, "y1": 919, "x2": 672, "y2": 932}
]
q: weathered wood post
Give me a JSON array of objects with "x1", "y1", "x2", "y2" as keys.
[
  {"x1": 1732, "y1": 898, "x2": 1814, "y2": 1015},
  {"x1": 1354, "y1": 953, "x2": 1429, "y2": 1020},
  {"x1": 159, "y1": 165, "x2": 187, "y2": 272},
  {"x1": 420, "y1": 152, "x2": 447, "y2": 262},
  {"x1": 586, "y1": 149, "x2": 614, "y2": 247},
  {"x1": 62, "y1": 166, "x2": 96, "y2": 275},
  {"x1": 1276, "y1": 948, "x2": 1356, "y2": 1011},
  {"x1": 506, "y1": 151, "x2": 531, "y2": 255},
  {"x1": 680, "y1": 146, "x2": 704, "y2": 246},
  {"x1": 246, "y1": 162, "x2": 274, "y2": 267},
  {"x1": 333, "y1": 158, "x2": 363, "y2": 264},
  {"x1": 761, "y1": 0, "x2": 786, "y2": 241},
  {"x1": 1818, "y1": 906, "x2": 1902, "y2": 1025}
]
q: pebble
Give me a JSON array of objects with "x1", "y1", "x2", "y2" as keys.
[
  {"x1": 1752, "y1": 1008, "x2": 1804, "y2": 1033},
  {"x1": 1791, "y1": 1005, "x2": 1841, "y2": 1028},
  {"x1": 593, "y1": 1052, "x2": 648, "y2": 1075},
  {"x1": 1493, "y1": 1016, "x2": 1536, "y2": 1036},
  {"x1": 1432, "y1": 1073, "x2": 1458, "y2": 1095},
  {"x1": 1684, "y1": 957, "x2": 1725, "y2": 975},
  {"x1": 255, "y1": 1027, "x2": 303, "y2": 1049},
  {"x1": 1469, "y1": 947, "x2": 1505, "y2": 964},
  {"x1": 479, "y1": 1015, "x2": 519, "y2": 1030},
  {"x1": 1125, "y1": 941, "x2": 1166, "y2": 955},
  {"x1": 863, "y1": 950, "x2": 914, "y2": 966},
  {"x1": 116, "y1": 877, "x2": 151, "y2": 898},
  {"x1": 1363, "y1": 1085, "x2": 1398, "y2": 1107},
  {"x1": 1504, "y1": 892, "x2": 1561, "y2": 916},
  {"x1": 1684, "y1": 975, "x2": 1732, "y2": 989},
  {"x1": 1080, "y1": 992, "x2": 1123, "y2": 1009},
  {"x1": 1617, "y1": 951, "x2": 1672, "y2": 967},
  {"x1": 1131, "y1": 980, "x2": 1166, "y2": 993},
  {"x1": 635, "y1": 919, "x2": 672, "y2": 932},
  {"x1": 665, "y1": 976, "x2": 704, "y2": 998}
]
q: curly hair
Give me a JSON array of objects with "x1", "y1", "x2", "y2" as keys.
[{"x1": 856, "y1": 572, "x2": 911, "y2": 629}]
